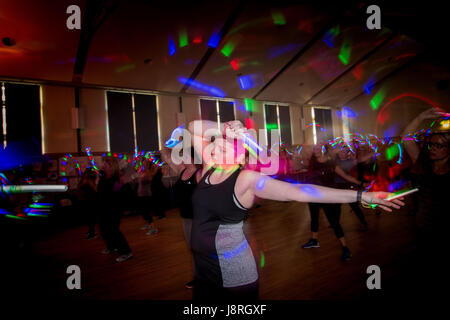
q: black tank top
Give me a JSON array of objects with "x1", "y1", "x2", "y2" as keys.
[
  {"x1": 174, "y1": 168, "x2": 199, "y2": 219},
  {"x1": 190, "y1": 166, "x2": 258, "y2": 287}
]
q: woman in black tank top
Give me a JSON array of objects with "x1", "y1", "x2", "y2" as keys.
[{"x1": 176, "y1": 120, "x2": 406, "y2": 301}]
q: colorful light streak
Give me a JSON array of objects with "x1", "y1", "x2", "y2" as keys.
[{"x1": 178, "y1": 77, "x2": 226, "y2": 97}]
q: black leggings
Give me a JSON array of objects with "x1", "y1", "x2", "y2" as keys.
[
  {"x1": 99, "y1": 211, "x2": 131, "y2": 255},
  {"x1": 308, "y1": 203, "x2": 344, "y2": 239},
  {"x1": 349, "y1": 202, "x2": 368, "y2": 226},
  {"x1": 193, "y1": 278, "x2": 259, "y2": 301},
  {"x1": 136, "y1": 196, "x2": 154, "y2": 224}
]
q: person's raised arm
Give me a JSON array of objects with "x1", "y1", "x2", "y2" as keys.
[
  {"x1": 237, "y1": 170, "x2": 404, "y2": 212},
  {"x1": 402, "y1": 109, "x2": 443, "y2": 163}
]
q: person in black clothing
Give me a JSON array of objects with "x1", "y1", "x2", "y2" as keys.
[
  {"x1": 182, "y1": 120, "x2": 404, "y2": 301},
  {"x1": 162, "y1": 147, "x2": 201, "y2": 289},
  {"x1": 150, "y1": 164, "x2": 168, "y2": 220},
  {"x1": 77, "y1": 167, "x2": 98, "y2": 240},
  {"x1": 333, "y1": 143, "x2": 369, "y2": 231},
  {"x1": 401, "y1": 109, "x2": 449, "y2": 297},
  {"x1": 302, "y1": 144, "x2": 351, "y2": 262},
  {"x1": 137, "y1": 159, "x2": 158, "y2": 235},
  {"x1": 98, "y1": 157, "x2": 133, "y2": 263}
]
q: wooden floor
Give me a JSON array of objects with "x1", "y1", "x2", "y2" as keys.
[{"x1": 10, "y1": 198, "x2": 418, "y2": 300}]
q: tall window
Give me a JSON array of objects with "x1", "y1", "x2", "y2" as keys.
[
  {"x1": 0, "y1": 82, "x2": 42, "y2": 160},
  {"x1": 312, "y1": 107, "x2": 333, "y2": 144},
  {"x1": 199, "y1": 98, "x2": 235, "y2": 126},
  {"x1": 106, "y1": 91, "x2": 159, "y2": 152},
  {"x1": 264, "y1": 103, "x2": 292, "y2": 147}
]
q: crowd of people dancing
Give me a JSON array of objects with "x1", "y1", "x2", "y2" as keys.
[{"x1": 3, "y1": 108, "x2": 445, "y2": 300}]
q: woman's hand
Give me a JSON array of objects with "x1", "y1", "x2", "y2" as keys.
[
  {"x1": 361, "y1": 192, "x2": 405, "y2": 212},
  {"x1": 223, "y1": 120, "x2": 246, "y2": 140}
]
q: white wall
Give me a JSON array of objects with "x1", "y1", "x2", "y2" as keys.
[
  {"x1": 41, "y1": 85, "x2": 77, "y2": 153},
  {"x1": 80, "y1": 88, "x2": 108, "y2": 152}
]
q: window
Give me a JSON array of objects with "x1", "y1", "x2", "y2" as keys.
[
  {"x1": 264, "y1": 103, "x2": 292, "y2": 147},
  {"x1": 1, "y1": 82, "x2": 42, "y2": 159},
  {"x1": 199, "y1": 98, "x2": 235, "y2": 126},
  {"x1": 312, "y1": 107, "x2": 333, "y2": 144},
  {"x1": 106, "y1": 91, "x2": 159, "y2": 152}
]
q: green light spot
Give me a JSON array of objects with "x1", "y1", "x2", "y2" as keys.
[
  {"x1": 244, "y1": 98, "x2": 255, "y2": 112},
  {"x1": 330, "y1": 25, "x2": 340, "y2": 36},
  {"x1": 266, "y1": 123, "x2": 278, "y2": 130},
  {"x1": 221, "y1": 41, "x2": 236, "y2": 57},
  {"x1": 271, "y1": 10, "x2": 286, "y2": 25},
  {"x1": 260, "y1": 251, "x2": 265, "y2": 268},
  {"x1": 338, "y1": 40, "x2": 351, "y2": 65},
  {"x1": 370, "y1": 89, "x2": 386, "y2": 110},
  {"x1": 107, "y1": 152, "x2": 112, "y2": 157},
  {"x1": 386, "y1": 144, "x2": 399, "y2": 160},
  {"x1": 179, "y1": 28, "x2": 188, "y2": 48}
]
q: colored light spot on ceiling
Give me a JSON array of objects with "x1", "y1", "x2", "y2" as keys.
[
  {"x1": 364, "y1": 77, "x2": 376, "y2": 94},
  {"x1": 441, "y1": 119, "x2": 450, "y2": 129},
  {"x1": 266, "y1": 123, "x2": 278, "y2": 130},
  {"x1": 207, "y1": 31, "x2": 221, "y2": 48},
  {"x1": 193, "y1": 35, "x2": 202, "y2": 44},
  {"x1": 168, "y1": 37, "x2": 176, "y2": 56},
  {"x1": 271, "y1": 10, "x2": 286, "y2": 25},
  {"x1": 238, "y1": 75, "x2": 255, "y2": 90},
  {"x1": 230, "y1": 59, "x2": 239, "y2": 70},
  {"x1": 221, "y1": 40, "x2": 236, "y2": 57},
  {"x1": 179, "y1": 28, "x2": 188, "y2": 48},
  {"x1": 338, "y1": 40, "x2": 351, "y2": 65},
  {"x1": 370, "y1": 88, "x2": 386, "y2": 110},
  {"x1": 323, "y1": 25, "x2": 340, "y2": 48},
  {"x1": 244, "y1": 98, "x2": 255, "y2": 112},
  {"x1": 352, "y1": 64, "x2": 363, "y2": 80}
]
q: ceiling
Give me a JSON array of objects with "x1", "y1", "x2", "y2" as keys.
[{"x1": 0, "y1": 0, "x2": 448, "y2": 107}]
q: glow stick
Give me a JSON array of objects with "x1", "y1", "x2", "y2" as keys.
[{"x1": 1, "y1": 185, "x2": 68, "y2": 193}]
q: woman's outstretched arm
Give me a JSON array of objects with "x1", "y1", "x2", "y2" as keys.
[{"x1": 236, "y1": 170, "x2": 404, "y2": 212}]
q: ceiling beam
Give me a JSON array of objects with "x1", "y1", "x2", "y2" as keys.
[
  {"x1": 73, "y1": 0, "x2": 119, "y2": 82},
  {"x1": 303, "y1": 31, "x2": 398, "y2": 105},
  {"x1": 180, "y1": 0, "x2": 246, "y2": 94}
]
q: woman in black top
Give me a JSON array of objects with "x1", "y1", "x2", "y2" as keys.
[
  {"x1": 98, "y1": 157, "x2": 132, "y2": 263},
  {"x1": 402, "y1": 109, "x2": 449, "y2": 296},
  {"x1": 183, "y1": 120, "x2": 405, "y2": 300}
]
